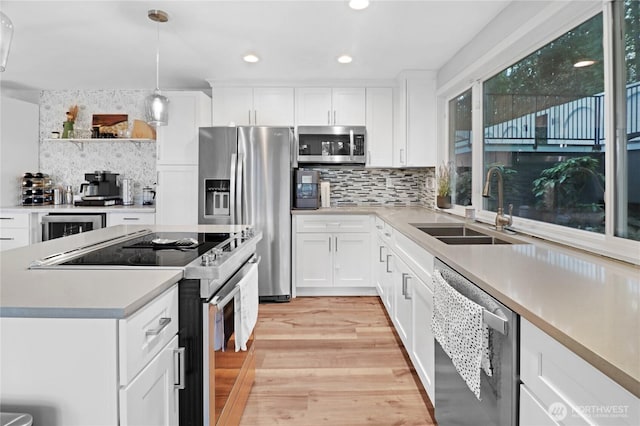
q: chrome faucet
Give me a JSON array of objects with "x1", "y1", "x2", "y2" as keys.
[{"x1": 482, "y1": 166, "x2": 513, "y2": 231}]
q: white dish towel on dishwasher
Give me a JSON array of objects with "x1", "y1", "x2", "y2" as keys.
[
  {"x1": 432, "y1": 270, "x2": 489, "y2": 400},
  {"x1": 234, "y1": 262, "x2": 259, "y2": 352}
]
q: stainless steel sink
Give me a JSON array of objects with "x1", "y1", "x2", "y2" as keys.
[
  {"x1": 436, "y1": 236, "x2": 514, "y2": 245},
  {"x1": 412, "y1": 224, "x2": 486, "y2": 237},
  {"x1": 411, "y1": 223, "x2": 529, "y2": 245}
]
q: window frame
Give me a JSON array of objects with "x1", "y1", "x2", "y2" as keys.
[{"x1": 438, "y1": 0, "x2": 640, "y2": 265}]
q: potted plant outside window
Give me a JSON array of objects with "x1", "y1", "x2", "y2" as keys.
[{"x1": 437, "y1": 161, "x2": 453, "y2": 209}]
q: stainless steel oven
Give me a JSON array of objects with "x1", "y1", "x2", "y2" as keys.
[{"x1": 41, "y1": 213, "x2": 106, "y2": 241}]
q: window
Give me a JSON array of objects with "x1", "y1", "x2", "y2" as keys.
[
  {"x1": 448, "y1": 89, "x2": 473, "y2": 206},
  {"x1": 616, "y1": 0, "x2": 640, "y2": 241},
  {"x1": 482, "y1": 14, "x2": 605, "y2": 233}
]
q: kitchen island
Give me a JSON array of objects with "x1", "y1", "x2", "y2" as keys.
[{"x1": 0, "y1": 224, "x2": 255, "y2": 426}]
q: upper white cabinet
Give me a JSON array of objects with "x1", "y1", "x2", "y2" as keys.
[
  {"x1": 365, "y1": 87, "x2": 394, "y2": 167},
  {"x1": 394, "y1": 71, "x2": 437, "y2": 167},
  {"x1": 212, "y1": 87, "x2": 294, "y2": 126},
  {"x1": 156, "y1": 165, "x2": 198, "y2": 225},
  {"x1": 156, "y1": 91, "x2": 211, "y2": 166},
  {"x1": 295, "y1": 87, "x2": 366, "y2": 126}
]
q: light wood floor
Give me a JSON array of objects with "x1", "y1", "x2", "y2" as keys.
[{"x1": 240, "y1": 296, "x2": 436, "y2": 425}]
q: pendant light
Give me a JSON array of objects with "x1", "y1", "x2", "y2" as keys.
[
  {"x1": 145, "y1": 9, "x2": 169, "y2": 127},
  {"x1": 0, "y1": 11, "x2": 14, "y2": 72}
]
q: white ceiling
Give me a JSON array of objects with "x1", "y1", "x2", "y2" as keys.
[{"x1": 0, "y1": 0, "x2": 511, "y2": 92}]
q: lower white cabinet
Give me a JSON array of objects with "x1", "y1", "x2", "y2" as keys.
[
  {"x1": 293, "y1": 215, "x2": 373, "y2": 295},
  {"x1": 120, "y1": 335, "x2": 179, "y2": 426},
  {"x1": 156, "y1": 165, "x2": 198, "y2": 225},
  {"x1": 0, "y1": 285, "x2": 182, "y2": 426},
  {"x1": 0, "y1": 212, "x2": 32, "y2": 251},
  {"x1": 107, "y1": 212, "x2": 156, "y2": 227},
  {"x1": 374, "y1": 219, "x2": 435, "y2": 402},
  {"x1": 520, "y1": 318, "x2": 639, "y2": 426},
  {"x1": 295, "y1": 232, "x2": 371, "y2": 289},
  {"x1": 392, "y1": 255, "x2": 413, "y2": 348}
]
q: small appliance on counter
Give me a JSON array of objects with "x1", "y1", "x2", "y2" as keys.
[
  {"x1": 75, "y1": 171, "x2": 122, "y2": 206},
  {"x1": 294, "y1": 169, "x2": 320, "y2": 209},
  {"x1": 142, "y1": 186, "x2": 155, "y2": 205},
  {"x1": 21, "y1": 172, "x2": 53, "y2": 206},
  {"x1": 121, "y1": 178, "x2": 134, "y2": 205}
]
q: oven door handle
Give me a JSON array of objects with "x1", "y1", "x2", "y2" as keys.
[{"x1": 209, "y1": 255, "x2": 260, "y2": 309}]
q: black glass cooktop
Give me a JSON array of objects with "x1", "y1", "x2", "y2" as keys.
[{"x1": 62, "y1": 232, "x2": 231, "y2": 267}]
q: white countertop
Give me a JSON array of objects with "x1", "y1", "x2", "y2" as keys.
[
  {"x1": 0, "y1": 204, "x2": 156, "y2": 213},
  {"x1": 293, "y1": 206, "x2": 640, "y2": 398},
  {"x1": 0, "y1": 224, "x2": 247, "y2": 319}
]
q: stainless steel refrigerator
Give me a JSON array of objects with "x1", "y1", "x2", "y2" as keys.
[{"x1": 198, "y1": 126, "x2": 292, "y2": 301}]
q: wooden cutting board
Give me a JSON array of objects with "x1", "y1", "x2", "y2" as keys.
[{"x1": 131, "y1": 119, "x2": 156, "y2": 139}]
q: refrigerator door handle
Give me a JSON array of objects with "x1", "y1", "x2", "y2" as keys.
[
  {"x1": 230, "y1": 153, "x2": 237, "y2": 223},
  {"x1": 236, "y1": 153, "x2": 245, "y2": 224},
  {"x1": 291, "y1": 128, "x2": 298, "y2": 168}
]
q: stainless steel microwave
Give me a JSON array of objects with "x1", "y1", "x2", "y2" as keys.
[{"x1": 296, "y1": 125, "x2": 366, "y2": 164}]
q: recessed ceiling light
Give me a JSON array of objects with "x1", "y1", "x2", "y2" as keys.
[
  {"x1": 243, "y1": 54, "x2": 260, "y2": 63},
  {"x1": 573, "y1": 59, "x2": 596, "y2": 68},
  {"x1": 349, "y1": 0, "x2": 370, "y2": 10},
  {"x1": 337, "y1": 55, "x2": 353, "y2": 64}
]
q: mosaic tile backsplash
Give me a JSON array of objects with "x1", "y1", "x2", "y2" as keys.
[
  {"x1": 303, "y1": 166, "x2": 435, "y2": 208},
  {"x1": 39, "y1": 90, "x2": 157, "y2": 201}
]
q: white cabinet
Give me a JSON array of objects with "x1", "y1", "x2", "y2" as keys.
[
  {"x1": 107, "y1": 211, "x2": 155, "y2": 227},
  {"x1": 411, "y1": 276, "x2": 435, "y2": 401},
  {"x1": 212, "y1": 87, "x2": 294, "y2": 126},
  {"x1": 295, "y1": 87, "x2": 365, "y2": 126},
  {"x1": 293, "y1": 215, "x2": 373, "y2": 295},
  {"x1": 157, "y1": 91, "x2": 211, "y2": 165},
  {"x1": 0, "y1": 212, "x2": 31, "y2": 251},
  {"x1": 394, "y1": 71, "x2": 437, "y2": 167},
  {"x1": 372, "y1": 218, "x2": 435, "y2": 401},
  {"x1": 520, "y1": 318, "x2": 639, "y2": 426},
  {"x1": 156, "y1": 165, "x2": 198, "y2": 225},
  {"x1": 365, "y1": 87, "x2": 394, "y2": 167},
  {"x1": 0, "y1": 285, "x2": 182, "y2": 426},
  {"x1": 392, "y1": 255, "x2": 413, "y2": 348}
]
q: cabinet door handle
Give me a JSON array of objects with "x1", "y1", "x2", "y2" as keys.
[
  {"x1": 248, "y1": 110, "x2": 252, "y2": 124},
  {"x1": 335, "y1": 236, "x2": 338, "y2": 252},
  {"x1": 254, "y1": 110, "x2": 257, "y2": 125},
  {"x1": 327, "y1": 110, "x2": 331, "y2": 125},
  {"x1": 400, "y1": 148, "x2": 406, "y2": 164},
  {"x1": 405, "y1": 276, "x2": 412, "y2": 300},
  {"x1": 174, "y1": 347, "x2": 186, "y2": 390},
  {"x1": 401, "y1": 273, "x2": 408, "y2": 296},
  {"x1": 146, "y1": 317, "x2": 171, "y2": 336},
  {"x1": 379, "y1": 245, "x2": 385, "y2": 262},
  {"x1": 386, "y1": 254, "x2": 392, "y2": 273},
  {"x1": 333, "y1": 110, "x2": 337, "y2": 125},
  {"x1": 329, "y1": 236, "x2": 331, "y2": 252}
]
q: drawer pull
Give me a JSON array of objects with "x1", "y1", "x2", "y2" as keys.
[
  {"x1": 146, "y1": 317, "x2": 172, "y2": 336},
  {"x1": 122, "y1": 217, "x2": 140, "y2": 221},
  {"x1": 0, "y1": 217, "x2": 15, "y2": 220},
  {"x1": 384, "y1": 232, "x2": 391, "y2": 237},
  {"x1": 0, "y1": 237, "x2": 15, "y2": 241}
]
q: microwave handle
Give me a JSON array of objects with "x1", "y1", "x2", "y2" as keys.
[{"x1": 349, "y1": 129, "x2": 354, "y2": 158}]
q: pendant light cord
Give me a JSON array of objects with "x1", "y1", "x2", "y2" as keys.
[{"x1": 155, "y1": 20, "x2": 160, "y2": 91}]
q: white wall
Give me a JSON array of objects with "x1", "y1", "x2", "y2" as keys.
[
  {"x1": 436, "y1": 0, "x2": 602, "y2": 96},
  {"x1": 0, "y1": 96, "x2": 39, "y2": 206}
]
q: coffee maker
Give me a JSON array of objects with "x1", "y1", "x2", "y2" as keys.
[
  {"x1": 76, "y1": 171, "x2": 121, "y2": 205},
  {"x1": 295, "y1": 169, "x2": 320, "y2": 209}
]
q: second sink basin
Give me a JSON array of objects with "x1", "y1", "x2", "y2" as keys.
[
  {"x1": 413, "y1": 224, "x2": 486, "y2": 237},
  {"x1": 436, "y1": 236, "x2": 514, "y2": 245}
]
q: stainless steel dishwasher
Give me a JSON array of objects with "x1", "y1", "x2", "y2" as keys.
[{"x1": 433, "y1": 258, "x2": 519, "y2": 426}]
